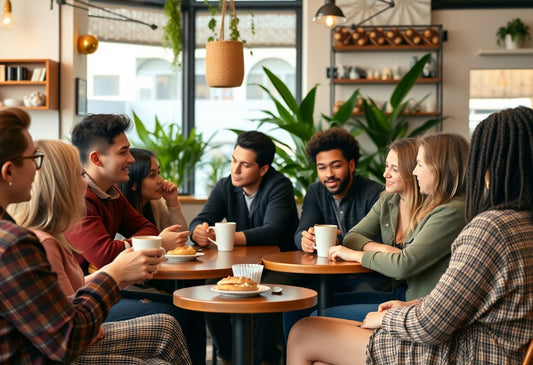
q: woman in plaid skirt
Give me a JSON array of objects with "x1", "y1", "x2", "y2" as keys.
[
  {"x1": 287, "y1": 106, "x2": 533, "y2": 365},
  {"x1": 0, "y1": 108, "x2": 191, "y2": 364}
]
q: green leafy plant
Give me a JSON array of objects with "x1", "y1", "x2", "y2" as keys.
[
  {"x1": 251, "y1": 56, "x2": 445, "y2": 195},
  {"x1": 204, "y1": 153, "x2": 230, "y2": 193},
  {"x1": 246, "y1": 67, "x2": 360, "y2": 199},
  {"x1": 204, "y1": 0, "x2": 255, "y2": 46},
  {"x1": 496, "y1": 18, "x2": 531, "y2": 47},
  {"x1": 162, "y1": 0, "x2": 182, "y2": 70},
  {"x1": 352, "y1": 53, "x2": 445, "y2": 183},
  {"x1": 131, "y1": 111, "x2": 215, "y2": 192}
]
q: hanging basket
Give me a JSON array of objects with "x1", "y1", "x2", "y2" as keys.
[
  {"x1": 206, "y1": 40, "x2": 244, "y2": 87},
  {"x1": 205, "y1": 0, "x2": 244, "y2": 88}
]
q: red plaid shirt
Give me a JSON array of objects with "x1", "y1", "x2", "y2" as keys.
[{"x1": 0, "y1": 220, "x2": 120, "y2": 364}]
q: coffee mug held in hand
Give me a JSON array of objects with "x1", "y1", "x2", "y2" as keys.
[
  {"x1": 208, "y1": 222, "x2": 236, "y2": 251},
  {"x1": 131, "y1": 235, "x2": 166, "y2": 255},
  {"x1": 314, "y1": 224, "x2": 337, "y2": 257}
]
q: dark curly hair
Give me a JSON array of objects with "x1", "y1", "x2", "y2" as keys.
[
  {"x1": 305, "y1": 127, "x2": 360, "y2": 165},
  {"x1": 466, "y1": 106, "x2": 533, "y2": 222}
]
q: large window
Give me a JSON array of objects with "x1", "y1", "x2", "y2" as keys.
[{"x1": 87, "y1": 1, "x2": 302, "y2": 195}]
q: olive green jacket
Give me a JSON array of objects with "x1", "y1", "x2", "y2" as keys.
[{"x1": 343, "y1": 192, "x2": 466, "y2": 300}]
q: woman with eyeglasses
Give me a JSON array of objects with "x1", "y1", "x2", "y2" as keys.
[
  {"x1": 287, "y1": 107, "x2": 533, "y2": 365},
  {"x1": 0, "y1": 108, "x2": 190, "y2": 364}
]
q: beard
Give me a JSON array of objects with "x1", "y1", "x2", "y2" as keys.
[{"x1": 323, "y1": 173, "x2": 351, "y2": 196}]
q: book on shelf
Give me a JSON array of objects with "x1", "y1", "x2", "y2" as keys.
[
  {"x1": 39, "y1": 68, "x2": 47, "y2": 82},
  {"x1": 0, "y1": 65, "x2": 5, "y2": 82}
]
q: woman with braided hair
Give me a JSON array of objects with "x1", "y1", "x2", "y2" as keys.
[{"x1": 287, "y1": 106, "x2": 533, "y2": 365}]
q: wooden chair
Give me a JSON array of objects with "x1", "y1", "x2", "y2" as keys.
[{"x1": 523, "y1": 338, "x2": 533, "y2": 365}]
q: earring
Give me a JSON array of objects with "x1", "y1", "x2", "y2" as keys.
[
  {"x1": 485, "y1": 179, "x2": 490, "y2": 190},
  {"x1": 8, "y1": 182, "x2": 12, "y2": 186}
]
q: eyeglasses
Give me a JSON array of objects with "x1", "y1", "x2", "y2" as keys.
[{"x1": 14, "y1": 151, "x2": 45, "y2": 170}]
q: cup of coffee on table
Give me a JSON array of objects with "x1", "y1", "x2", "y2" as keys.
[
  {"x1": 314, "y1": 224, "x2": 337, "y2": 258},
  {"x1": 208, "y1": 222, "x2": 236, "y2": 251},
  {"x1": 132, "y1": 235, "x2": 165, "y2": 255}
]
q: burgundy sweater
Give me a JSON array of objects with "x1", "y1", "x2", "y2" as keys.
[{"x1": 66, "y1": 184, "x2": 158, "y2": 273}]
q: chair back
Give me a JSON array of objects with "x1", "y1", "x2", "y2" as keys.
[{"x1": 523, "y1": 338, "x2": 533, "y2": 365}]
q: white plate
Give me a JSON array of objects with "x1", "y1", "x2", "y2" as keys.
[
  {"x1": 210, "y1": 285, "x2": 271, "y2": 297},
  {"x1": 165, "y1": 252, "x2": 204, "y2": 262}
]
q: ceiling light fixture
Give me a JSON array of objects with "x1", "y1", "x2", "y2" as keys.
[
  {"x1": 53, "y1": 0, "x2": 158, "y2": 30},
  {"x1": 1, "y1": 0, "x2": 15, "y2": 30},
  {"x1": 313, "y1": 0, "x2": 395, "y2": 28}
]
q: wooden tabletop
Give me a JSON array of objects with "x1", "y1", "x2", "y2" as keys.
[
  {"x1": 173, "y1": 284, "x2": 317, "y2": 314},
  {"x1": 154, "y1": 244, "x2": 280, "y2": 280},
  {"x1": 262, "y1": 251, "x2": 372, "y2": 275}
]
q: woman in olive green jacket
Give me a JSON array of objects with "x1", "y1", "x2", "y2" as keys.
[{"x1": 326, "y1": 134, "x2": 469, "y2": 320}]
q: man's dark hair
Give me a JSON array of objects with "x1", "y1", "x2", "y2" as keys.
[
  {"x1": 71, "y1": 114, "x2": 131, "y2": 164},
  {"x1": 305, "y1": 127, "x2": 360, "y2": 165},
  {"x1": 235, "y1": 131, "x2": 276, "y2": 167}
]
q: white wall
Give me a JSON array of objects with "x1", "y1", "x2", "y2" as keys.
[
  {"x1": 433, "y1": 9, "x2": 533, "y2": 136},
  {"x1": 304, "y1": 2, "x2": 533, "y2": 138},
  {"x1": 0, "y1": 0, "x2": 85, "y2": 140}
]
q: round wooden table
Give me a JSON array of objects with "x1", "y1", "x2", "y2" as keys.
[
  {"x1": 174, "y1": 284, "x2": 317, "y2": 365},
  {"x1": 262, "y1": 251, "x2": 372, "y2": 315},
  {"x1": 154, "y1": 244, "x2": 280, "y2": 281}
]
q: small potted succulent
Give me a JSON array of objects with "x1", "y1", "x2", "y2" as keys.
[{"x1": 496, "y1": 18, "x2": 530, "y2": 49}]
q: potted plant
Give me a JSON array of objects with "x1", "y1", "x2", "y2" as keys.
[
  {"x1": 496, "y1": 18, "x2": 531, "y2": 49},
  {"x1": 205, "y1": 0, "x2": 248, "y2": 87},
  {"x1": 352, "y1": 53, "x2": 445, "y2": 182},
  {"x1": 131, "y1": 111, "x2": 216, "y2": 193},
  {"x1": 204, "y1": 152, "x2": 230, "y2": 195},
  {"x1": 162, "y1": 0, "x2": 182, "y2": 70},
  {"x1": 243, "y1": 67, "x2": 360, "y2": 198}
]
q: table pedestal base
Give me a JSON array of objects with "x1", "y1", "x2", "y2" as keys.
[{"x1": 233, "y1": 314, "x2": 253, "y2": 365}]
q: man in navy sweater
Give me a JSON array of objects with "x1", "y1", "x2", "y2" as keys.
[{"x1": 190, "y1": 131, "x2": 298, "y2": 365}]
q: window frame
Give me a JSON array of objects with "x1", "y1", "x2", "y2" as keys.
[{"x1": 180, "y1": 0, "x2": 303, "y2": 194}]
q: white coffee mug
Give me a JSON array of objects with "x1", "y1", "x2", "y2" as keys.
[
  {"x1": 314, "y1": 224, "x2": 337, "y2": 258},
  {"x1": 208, "y1": 222, "x2": 236, "y2": 251},
  {"x1": 131, "y1": 235, "x2": 165, "y2": 255}
]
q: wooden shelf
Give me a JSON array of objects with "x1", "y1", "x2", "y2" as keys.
[
  {"x1": 333, "y1": 77, "x2": 440, "y2": 84},
  {"x1": 334, "y1": 44, "x2": 440, "y2": 52},
  {"x1": 478, "y1": 48, "x2": 533, "y2": 56},
  {"x1": 0, "y1": 59, "x2": 58, "y2": 110}
]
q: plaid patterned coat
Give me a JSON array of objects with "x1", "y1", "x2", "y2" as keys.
[{"x1": 367, "y1": 209, "x2": 533, "y2": 364}]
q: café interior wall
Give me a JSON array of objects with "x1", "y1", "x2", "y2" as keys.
[
  {"x1": 304, "y1": 3, "x2": 533, "y2": 139},
  {"x1": 2, "y1": 2, "x2": 532, "y2": 142},
  {"x1": 0, "y1": 0, "x2": 85, "y2": 140}
]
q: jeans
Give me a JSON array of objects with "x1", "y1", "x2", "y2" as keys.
[
  {"x1": 310, "y1": 284, "x2": 407, "y2": 321},
  {"x1": 283, "y1": 272, "x2": 399, "y2": 340}
]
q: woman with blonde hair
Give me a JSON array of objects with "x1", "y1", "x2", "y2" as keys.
[
  {"x1": 0, "y1": 108, "x2": 190, "y2": 364},
  {"x1": 325, "y1": 134, "x2": 468, "y2": 321},
  {"x1": 288, "y1": 108, "x2": 533, "y2": 364}
]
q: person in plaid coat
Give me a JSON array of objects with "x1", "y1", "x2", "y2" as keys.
[
  {"x1": 286, "y1": 106, "x2": 533, "y2": 365},
  {"x1": 0, "y1": 108, "x2": 191, "y2": 364}
]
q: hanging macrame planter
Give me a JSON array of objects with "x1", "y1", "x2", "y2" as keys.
[{"x1": 205, "y1": 0, "x2": 244, "y2": 88}]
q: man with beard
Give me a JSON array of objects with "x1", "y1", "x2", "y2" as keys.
[
  {"x1": 296, "y1": 127, "x2": 383, "y2": 251},
  {"x1": 283, "y1": 127, "x2": 384, "y2": 338}
]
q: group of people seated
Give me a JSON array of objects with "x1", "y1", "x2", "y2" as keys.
[{"x1": 0, "y1": 105, "x2": 532, "y2": 365}]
